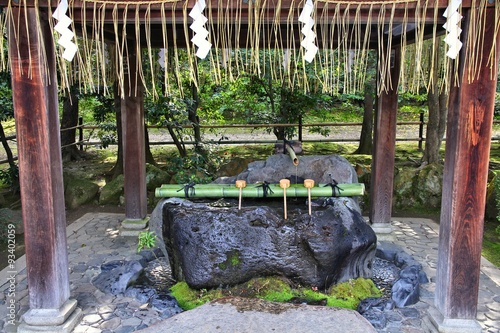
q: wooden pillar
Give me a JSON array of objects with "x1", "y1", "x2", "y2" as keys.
[
  {"x1": 432, "y1": 8, "x2": 499, "y2": 332},
  {"x1": 369, "y1": 47, "x2": 401, "y2": 234},
  {"x1": 8, "y1": 7, "x2": 81, "y2": 332},
  {"x1": 120, "y1": 45, "x2": 148, "y2": 233}
]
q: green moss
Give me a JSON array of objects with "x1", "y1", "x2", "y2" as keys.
[
  {"x1": 245, "y1": 277, "x2": 294, "y2": 302},
  {"x1": 169, "y1": 277, "x2": 382, "y2": 312},
  {"x1": 170, "y1": 282, "x2": 223, "y2": 310},
  {"x1": 327, "y1": 278, "x2": 382, "y2": 309},
  {"x1": 218, "y1": 250, "x2": 241, "y2": 270}
]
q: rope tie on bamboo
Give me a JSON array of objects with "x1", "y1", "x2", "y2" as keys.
[
  {"x1": 256, "y1": 181, "x2": 274, "y2": 197},
  {"x1": 280, "y1": 179, "x2": 290, "y2": 220},
  {"x1": 177, "y1": 181, "x2": 196, "y2": 198},
  {"x1": 324, "y1": 179, "x2": 343, "y2": 197},
  {"x1": 235, "y1": 180, "x2": 246, "y2": 210}
]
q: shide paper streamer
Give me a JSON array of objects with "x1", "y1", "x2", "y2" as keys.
[
  {"x1": 52, "y1": 0, "x2": 77, "y2": 61},
  {"x1": 443, "y1": 0, "x2": 463, "y2": 59},
  {"x1": 189, "y1": 0, "x2": 212, "y2": 59},
  {"x1": 299, "y1": 0, "x2": 318, "y2": 63}
]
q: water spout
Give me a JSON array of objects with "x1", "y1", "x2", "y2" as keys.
[{"x1": 285, "y1": 143, "x2": 299, "y2": 166}]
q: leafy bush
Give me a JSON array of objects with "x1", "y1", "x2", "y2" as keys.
[
  {"x1": 166, "y1": 147, "x2": 223, "y2": 184},
  {"x1": 496, "y1": 175, "x2": 500, "y2": 234},
  {"x1": 0, "y1": 164, "x2": 19, "y2": 192}
]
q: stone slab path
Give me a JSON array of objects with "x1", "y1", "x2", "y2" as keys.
[{"x1": 1, "y1": 213, "x2": 499, "y2": 333}]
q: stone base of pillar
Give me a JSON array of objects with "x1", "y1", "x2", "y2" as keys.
[
  {"x1": 120, "y1": 217, "x2": 149, "y2": 236},
  {"x1": 427, "y1": 306, "x2": 482, "y2": 333},
  {"x1": 18, "y1": 299, "x2": 82, "y2": 333},
  {"x1": 370, "y1": 222, "x2": 394, "y2": 241}
]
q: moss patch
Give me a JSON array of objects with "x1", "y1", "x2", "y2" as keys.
[
  {"x1": 170, "y1": 282, "x2": 224, "y2": 310},
  {"x1": 169, "y1": 277, "x2": 382, "y2": 311},
  {"x1": 218, "y1": 250, "x2": 242, "y2": 270},
  {"x1": 327, "y1": 278, "x2": 382, "y2": 309}
]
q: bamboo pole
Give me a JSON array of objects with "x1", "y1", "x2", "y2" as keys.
[
  {"x1": 155, "y1": 183, "x2": 365, "y2": 198},
  {"x1": 285, "y1": 144, "x2": 299, "y2": 166}
]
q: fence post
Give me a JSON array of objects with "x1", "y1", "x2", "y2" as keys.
[
  {"x1": 78, "y1": 117, "x2": 83, "y2": 151},
  {"x1": 298, "y1": 116, "x2": 303, "y2": 142},
  {"x1": 418, "y1": 111, "x2": 424, "y2": 150}
]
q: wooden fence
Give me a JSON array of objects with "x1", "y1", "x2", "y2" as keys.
[{"x1": 1, "y1": 115, "x2": 500, "y2": 165}]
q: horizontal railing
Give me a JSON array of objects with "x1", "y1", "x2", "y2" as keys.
[{"x1": 1, "y1": 117, "x2": 500, "y2": 165}]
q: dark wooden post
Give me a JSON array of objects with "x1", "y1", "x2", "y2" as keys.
[
  {"x1": 369, "y1": 47, "x2": 401, "y2": 234},
  {"x1": 120, "y1": 45, "x2": 148, "y2": 233},
  {"x1": 8, "y1": 7, "x2": 82, "y2": 331},
  {"x1": 432, "y1": 8, "x2": 499, "y2": 331}
]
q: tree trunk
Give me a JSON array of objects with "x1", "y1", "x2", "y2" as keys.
[
  {"x1": 189, "y1": 81, "x2": 203, "y2": 153},
  {"x1": 424, "y1": 88, "x2": 441, "y2": 164},
  {"x1": 60, "y1": 90, "x2": 81, "y2": 162},
  {"x1": 110, "y1": 81, "x2": 124, "y2": 179},
  {"x1": 167, "y1": 124, "x2": 187, "y2": 158},
  {"x1": 0, "y1": 121, "x2": 16, "y2": 168},
  {"x1": 354, "y1": 86, "x2": 374, "y2": 154},
  {"x1": 144, "y1": 123, "x2": 156, "y2": 165},
  {"x1": 422, "y1": 42, "x2": 448, "y2": 164}
]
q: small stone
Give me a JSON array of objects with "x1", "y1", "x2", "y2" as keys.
[
  {"x1": 124, "y1": 285, "x2": 157, "y2": 303},
  {"x1": 83, "y1": 314, "x2": 102, "y2": 325},
  {"x1": 75, "y1": 291, "x2": 98, "y2": 308},
  {"x1": 92, "y1": 260, "x2": 143, "y2": 295},
  {"x1": 384, "y1": 310, "x2": 403, "y2": 322},
  {"x1": 392, "y1": 266, "x2": 420, "y2": 308},
  {"x1": 72, "y1": 263, "x2": 88, "y2": 273},
  {"x1": 136, "y1": 323, "x2": 149, "y2": 330},
  {"x1": 97, "y1": 305, "x2": 116, "y2": 314},
  {"x1": 100, "y1": 316, "x2": 121, "y2": 330},
  {"x1": 362, "y1": 308, "x2": 387, "y2": 329},
  {"x1": 357, "y1": 297, "x2": 388, "y2": 314},
  {"x1": 114, "y1": 326, "x2": 136, "y2": 333},
  {"x1": 121, "y1": 316, "x2": 142, "y2": 327},
  {"x1": 394, "y1": 251, "x2": 415, "y2": 268},
  {"x1": 114, "y1": 307, "x2": 135, "y2": 319},
  {"x1": 398, "y1": 307, "x2": 420, "y2": 318},
  {"x1": 486, "y1": 301, "x2": 500, "y2": 312}
]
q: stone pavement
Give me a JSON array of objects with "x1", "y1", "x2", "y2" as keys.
[{"x1": 0, "y1": 213, "x2": 499, "y2": 333}]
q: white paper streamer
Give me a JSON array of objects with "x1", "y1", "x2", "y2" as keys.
[
  {"x1": 443, "y1": 0, "x2": 463, "y2": 59},
  {"x1": 299, "y1": 0, "x2": 317, "y2": 63},
  {"x1": 189, "y1": 0, "x2": 212, "y2": 59},
  {"x1": 52, "y1": 0, "x2": 77, "y2": 61},
  {"x1": 158, "y1": 49, "x2": 166, "y2": 69}
]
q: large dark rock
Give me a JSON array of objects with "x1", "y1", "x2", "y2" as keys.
[
  {"x1": 214, "y1": 154, "x2": 358, "y2": 187},
  {"x1": 161, "y1": 198, "x2": 376, "y2": 289}
]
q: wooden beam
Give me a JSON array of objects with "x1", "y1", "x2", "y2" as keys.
[
  {"x1": 435, "y1": 6, "x2": 500, "y2": 322},
  {"x1": 8, "y1": 6, "x2": 81, "y2": 330},
  {"x1": 121, "y1": 45, "x2": 148, "y2": 222},
  {"x1": 369, "y1": 47, "x2": 401, "y2": 231}
]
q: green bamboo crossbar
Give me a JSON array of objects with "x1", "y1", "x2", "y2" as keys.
[{"x1": 155, "y1": 183, "x2": 365, "y2": 198}]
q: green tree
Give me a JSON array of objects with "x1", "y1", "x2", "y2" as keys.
[
  {"x1": 0, "y1": 71, "x2": 15, "y2": 169},
  {"x1": 240, "y1": 74, "x2": 314, "y2": 141}
]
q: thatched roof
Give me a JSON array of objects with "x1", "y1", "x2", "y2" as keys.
[{"x1": 0, "y1": 0, "x2": 498, "y2": 96}]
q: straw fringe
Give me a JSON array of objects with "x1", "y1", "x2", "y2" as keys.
[{"x1": 0, "y1": 0, "x2": 498, "y2": 98}]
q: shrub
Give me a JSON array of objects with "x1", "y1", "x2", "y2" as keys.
[
  {"x1": 496, "y1": 174, "x2": 500, "y2": 234},
  {"x1": 0, "y1": 164, "x2": 19, "y2": 192}
]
